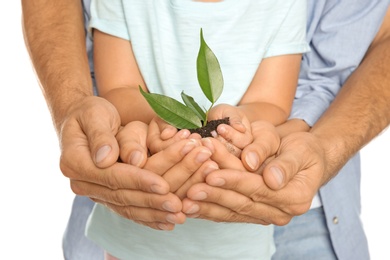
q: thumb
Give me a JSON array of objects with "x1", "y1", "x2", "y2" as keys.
[
  {"x1": 262, "y1": 140, "x2": 301, "y2": 190},
  {"x1": 79, "y1": 98, "x2": 121, "y2": 168},
  {"x1": 262, "y1": 132, "x2": 320, "y2": 190}
]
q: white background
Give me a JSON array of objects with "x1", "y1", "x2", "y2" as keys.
[{"x1": 2, "y1": 2, "x2": 389, "y2": 259}]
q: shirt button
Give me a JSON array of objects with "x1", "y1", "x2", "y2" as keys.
[{"x1": 333, "y1": 217, "x2": 339, "y2": 224}]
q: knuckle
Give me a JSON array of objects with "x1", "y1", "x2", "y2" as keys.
[
  {"x1": 272, "y1": 215, "x2": 293, "y2": 226},
  {"x1": 120, "y1": 207, "x2": 137, "y2": 221},
  {"x1": 247, "y1": 181, "x2": 268, "y2": 202},
  {"x1": 289, "y1": 203, "x2": 311, "y2": 216},
  {"x1": 69, "y1": 181, "x2": 83, "y2": 196},
  {"x1": 110, "y1": 190, "x2": 128, "y2": 206},
  {"x1": 235, "y1": 200, "x2": 255, "y2": 215}
]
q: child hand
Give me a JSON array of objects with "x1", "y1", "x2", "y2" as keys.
[
  {"x1": 147, "y1": 116, "x2": 199, "y2": 155},
  {"x1": 208, "y1": 104, "x2": 254, "y2": 152}
]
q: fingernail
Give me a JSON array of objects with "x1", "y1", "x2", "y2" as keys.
[
  {"x1": 157, "y1": 223, "x2": 170, "y2": 230},
  {"x1": 201, "y1": 138, "x2": 214, "y2": 152},
  {"x1": 245, "y1": 152, "x2": 259, "y2": 170},
  {"x1": 184, "y1": 204, "x2": 200, "y2": 214},
  {"x1": 178, "y1": 129, "x2": 191, "y2": 139},
  {"x1": 208, "y1": 177, "x2": 225, "y2": 186},
  {"x1": 161, "y1": 127, "x2": 175, "y2": 138},
  {"x1": 270, "y1": 167, "x2": 284, "y2": 187},
  {"x1": 203, "y1": 163, "x2": 219, "y2": 175},
  {"x1": 162, "y1": 201, "x2": 176, "y2": 213},
  {"x1": 217, "y1": 125, "x2": 226, "y2": 134},
  {"x1": 166, "y1": 214, "x2": 179, "y2": 224},
  {"x1": 150, "y1": 184, "x2": 165, "y2": 194},
  {"x1": 181, "y1": 139, "x2": 197, "y2": 155},
  {"x1": 191, "y1": 191, "x2": 207, "y2": 200},
  {"x1": 95, "y1": 145, "x2": 111, "y2": 163},
  {"x1": 129, "y1": 150, "x2": 144, "y2": 167},
  {"x1": 195, "y1": 149, "x2": 212, "y2": 163}
]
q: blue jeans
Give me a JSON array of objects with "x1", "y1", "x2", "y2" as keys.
[
  {"x1": 63, "y1": 196, "x2": 336, "y2": 260},
  {"x1": 63, "y1": 196, "x2": 103, "y2": 260},
  {"x1": 272, "y1": 207, "x2": 337, "y2": 260}
]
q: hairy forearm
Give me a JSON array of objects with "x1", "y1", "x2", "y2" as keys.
[
  {"x1": 22, "y1": 0, "x2": 92, "y2": 134},
  {"x1": 311, "y1": 18, "x2": 390, "y2": 180}
]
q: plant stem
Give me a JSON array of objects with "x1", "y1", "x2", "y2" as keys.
[{"x1": 204, "y1": 102, "x2": 215, "y2": 126}]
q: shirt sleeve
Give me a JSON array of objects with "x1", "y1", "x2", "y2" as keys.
[
  {"x1": 264, "y1": 0, "x2": 310, "y2": 58},
  {"x1": 290, "y1": 0, "x2": 390, "y2": 126},
  {"x1": 89, "y1": 0, "x2": 130, "y2": 41}
]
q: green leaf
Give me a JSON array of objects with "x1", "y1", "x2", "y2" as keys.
[
  {"x1": 181, "y1": 91, "x2": 206, "y2": 122},
  {"x1": 196, "y1": 28, "x2": 224, "y2": 104},
  {"x1": 139, "y1": 87, "x2": 202, "y2": 129}
]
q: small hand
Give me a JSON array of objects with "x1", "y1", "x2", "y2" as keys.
[{"x1": 208, "y1": 103, "x2": 253, "y2": 151}]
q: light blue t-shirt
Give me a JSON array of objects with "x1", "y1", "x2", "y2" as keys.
[
  {"x1": 89, "y1": 0, "x2": 309, "y2": 108},
  {"x1": 87, "y1": 1, "x2": 309, "y2": 259}
]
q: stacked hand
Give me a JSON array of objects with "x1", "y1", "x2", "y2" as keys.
[{"x1": 60, "y1": 97, "x2": 327, "y2": 231}]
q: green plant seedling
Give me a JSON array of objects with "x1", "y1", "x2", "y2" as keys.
[{"x1": 140, "y1": 28, "x2": 224, "y2": 130}]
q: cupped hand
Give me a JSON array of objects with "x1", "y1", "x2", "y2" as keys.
[
  {"x1": 60, "y1": 97, "x2": 184, "y2": 230},
  {"x1": 181, "y1": 130, "x2": 326, "y2": 226},
  {"x1": 147, "y1": 117, "x2": 197, "y2": 154},
  {"x1": 116, "y1": 120, "x2": 221, "y2": 229},
  {"x1": 144, "y1": 119, "x2": 221, "y2": 199},
  {"x1": 181, "y1": 122, "x2": 325, "y2": 227},
  {"x1": 207, "y1": 103, "x2": 253, "y2": 150}
]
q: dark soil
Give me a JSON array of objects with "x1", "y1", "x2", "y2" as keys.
[{"x1": 189, "y1": 117, "x2": 230, "y2": 138}]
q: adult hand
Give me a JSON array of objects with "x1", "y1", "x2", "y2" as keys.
[
  {"x1": 182, "y1": 125, "x2": 325, "y2": 226},
  {"x1": 59, "y1": 97, "x2": 184, "y2": 230}
]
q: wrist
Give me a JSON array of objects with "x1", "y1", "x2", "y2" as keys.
[
  {"x1": 276, "y1": 119, "x2": 310, "y2": 138},
  {"x1": 52, "y1": 88, "x2": 93, "y2": 134},
  {"x1": 310, "y1": 129, "x2": 349, "y2": 184}
]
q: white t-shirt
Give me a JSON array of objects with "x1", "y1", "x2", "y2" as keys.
[{"x1": 87, "y1": 0, "x2": 309, "y2": 259}]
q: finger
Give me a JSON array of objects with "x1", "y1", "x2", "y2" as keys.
[
  {"x1": 156, "y1": 117, "x2": 191, "y2": 142},
  {"x1": 67, "y1": 97, "x2": 121, "y2": 168},
  {"x1": 207, "y1": 105, "x2": 246, "y2": 133},
  {"x1": 73, "y1": 179, "x2": 181, "y2": 210},
  {"x1": 216, "y1": 123, "x2": 253, "y2": 150},
  {"x1": 204, "y1": 169, "x2": 275, "y2": 205},
  {"x1": 116, "y1": 121, "x2": 148, "y2": 167},
  {"x1": 156, "y1": 117, "x2": 179, "y2": 140},
  {"x1": 67, "y1": 161, "x2": 170, "y2": 195},
  {"x1": 184, "y1": 182, "x2": 292, "y2": 226},
  {"x1": 263, "y1": 132, "x2": 325, "y2": 190},
  {"x1": 134, "y1": 221, "x2": 176, "y2": 231},
  {"x1": 211, "y1": 135, "x2": 242, "y2": 158},
  {"x1": 162, "y1": 146, "x2": 212, "y2": 193},
  {"x1": 92, "y1": 199, "x2": 186, "y2": 228},
  {"x1": 182, "y1": 198, "x2": 270, "y2": 225},
  {"x1": 147, "y1": 118, "x2": 191, "y2": 154},
  {"x1": 205, "y1": 169, "x2": 314, "y2": 217},
  {"x1": 175, "y1": 160, "x2": 219, "y2": 199},
  {"x1": 241, "y1": 121, "x2": 280, "y2": 172},
  {"x1": 144, "y1": 139, "x2": 203, "y2": 175},
  {"x1": 201, "y1": 138, "x2": 246, "y2": 170}
]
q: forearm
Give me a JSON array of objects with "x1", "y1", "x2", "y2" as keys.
[
  {"x1": 102, "y1": 87, "x2": 155, "y2": 125},
  {"x1": 22, "y1": 0, "x2": 92, "y2": 134},
  {"x1": 238, "y1": 102, "x2": 289, "y2": 126},
  {"x1": 311, "y1": 26, "x2": 390, "y2": 180},
  {"x1": 276, "y1": 119, "x2": 311, "y2": 138}
]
